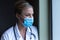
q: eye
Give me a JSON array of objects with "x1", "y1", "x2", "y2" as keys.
[
  {"x1": 24, "y1": 13, "x2": 34, "y2": 17},
  {"x1": 25, "y1": 15, "x2": 29, "y2": 16},
  {"x1": 25, "y1": 14, "x2": 30, "y2": 16}
]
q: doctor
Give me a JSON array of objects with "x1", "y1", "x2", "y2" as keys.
[{"x1": 1, "y1": 1, "x2": 38, "y2": 40}]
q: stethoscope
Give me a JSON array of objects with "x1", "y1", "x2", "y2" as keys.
[{"x1": 13, "y1": 26, "x2": 36, "y2": 40}]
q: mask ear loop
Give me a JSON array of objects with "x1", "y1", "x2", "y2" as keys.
[{"x1": 29, "y1": 27, "x2": 36, "y2": 40}]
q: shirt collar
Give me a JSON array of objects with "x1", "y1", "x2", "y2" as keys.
[
  {"x1": 14, "y1": 23, "x2": 21, "y2": 38},
  {"x1": 14, "y1": 23, "x2": 32, "y2": 38},
  {"x1": 26, "y1": 27, "x2": 31, "y2": 33}
]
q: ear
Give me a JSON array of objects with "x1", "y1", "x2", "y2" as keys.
[{"x1": 16, "y1": 13, "x2": 20, "y2": 19}]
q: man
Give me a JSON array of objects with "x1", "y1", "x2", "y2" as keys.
[{"x1": 1, "y1": 1, "x2": 38, "y2": 40}]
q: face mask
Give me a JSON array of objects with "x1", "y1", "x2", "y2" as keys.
[{"x1": 23, "y1": 17, "x2": 34, "y2": 28}]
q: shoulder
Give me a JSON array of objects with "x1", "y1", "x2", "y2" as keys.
[
  {"x1": 4, "y1": 26, "x2": 13, "y2": 35},
  {"x1": 30, "y1": 26, "x2": 37, "y2": 31},
  {"x1": 1, "y1": 26, "x2": 14, "y2": 40},
  {"x1": 30, "y1": 26, "x2": 38, "y2": 40},
  {"x1": 30, "y1": 26, "x2": 38, "y2": 34}
]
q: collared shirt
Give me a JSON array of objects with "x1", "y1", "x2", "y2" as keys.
[{"x1": 1, "y1": 23, "x2": 38, "y2": 40}]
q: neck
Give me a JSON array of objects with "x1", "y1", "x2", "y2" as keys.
[
  {"x1": 17, "y1": 22, "x2": 27, "y2": 38},
  {"x1": 17, "y1": 21, "x2": 26, "y2": 31}
]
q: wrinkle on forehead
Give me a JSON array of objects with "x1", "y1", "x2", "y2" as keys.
[{"x1": 22, "y1": 7, "x2": 34, "y2": 15}]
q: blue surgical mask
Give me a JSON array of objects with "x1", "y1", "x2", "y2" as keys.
[{"x1": 23, "y1": 17, "x2": 34, "y2": 28}]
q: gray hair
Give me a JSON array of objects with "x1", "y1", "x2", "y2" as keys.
[{"x1": 15, "y1": 1, "x2": 33, "y2": 14}]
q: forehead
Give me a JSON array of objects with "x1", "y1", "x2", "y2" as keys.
[{"x1": 22, "y1": 7, "x2": 34, "y2": 14}]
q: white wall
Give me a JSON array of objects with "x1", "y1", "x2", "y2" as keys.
[{"x1": 52, "y1": 0, "x2": 60, "y2": 40}]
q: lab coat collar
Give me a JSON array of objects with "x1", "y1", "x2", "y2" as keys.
[
  {"x1": 14, "y1": 23, "x2": 21, "y2": 38},
  {"x1": 14, "y1": 23, "x2": 32, "y2": 39}
]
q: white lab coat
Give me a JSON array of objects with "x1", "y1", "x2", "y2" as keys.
[{"x1": 1, "y1": 23, "x2": 38, "y2": 40}]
